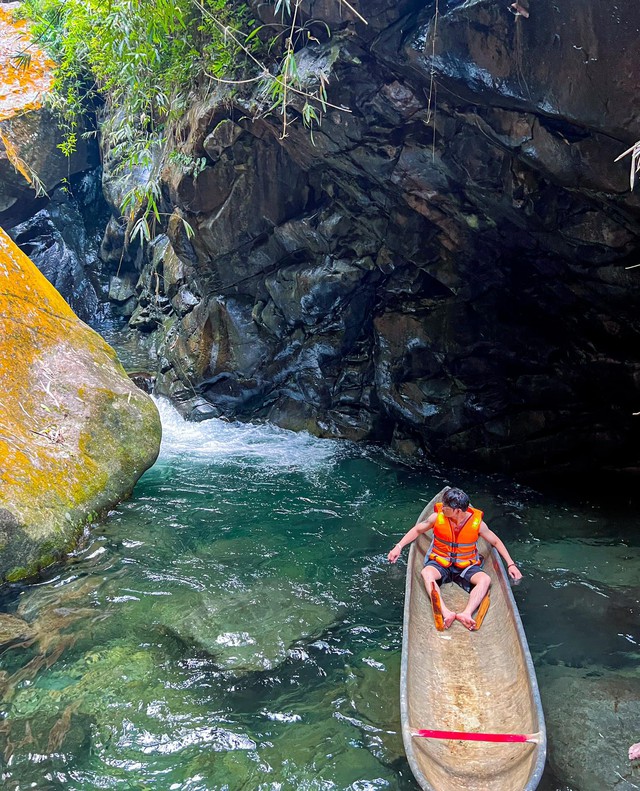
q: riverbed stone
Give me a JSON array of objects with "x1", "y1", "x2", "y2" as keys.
[
  {"x1": 0, "y1": 612, "x2": 34, "y2": 645},
  {"x1": 0, "y1": 229, "x2": 161, "y2": 583},
  {"x1": 540, "y1": 666, "x2": 640, "y2": 791},
  {"x1": 155, "y1": 581, "x2": 339, "y2": 673},
  {"x1": 517, "y1": 572, "x2": 638, "y2": 672}
]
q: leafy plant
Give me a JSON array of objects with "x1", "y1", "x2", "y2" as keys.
[
  {"x1": 16, "y1": 0, "x2": 366, "y2": 245},
  {"x1": 168, "y1": 150, "x2": 208, "y2": 179},
  {"x1": 615, "y1": 141, "x2": 640, "y2": 191},
  {"x1": 16, "y1": 0, "x2": 252, "y2": 244}
]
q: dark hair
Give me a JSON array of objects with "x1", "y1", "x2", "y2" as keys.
[{"x1": 442, "y1": 487, "x2": 470, "y2": 511}]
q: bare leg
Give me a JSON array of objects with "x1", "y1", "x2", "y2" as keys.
[
  {"x1": 421, "y1": 566, "x2": 456, "y2": 628},
  {"x1": 456, "y1": 571, "x2": 491, "y2": 631}
]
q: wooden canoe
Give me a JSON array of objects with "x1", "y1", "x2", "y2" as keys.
[{"x1": 400, "y1": 488, "x2": 546, "y2": 791}]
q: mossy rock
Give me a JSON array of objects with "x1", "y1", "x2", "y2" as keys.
[{"x1": 0, "y1": 229, "x2": 161, "y2": 583}]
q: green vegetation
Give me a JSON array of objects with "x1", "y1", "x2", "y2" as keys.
[
  {"x1": 17, "y1": 0, "x2": 256, "y2": 242},
  {"x1": 20, "y1": 0, "x2": 255, "y2": 147},
  {"x1": 16, "y1": 0, "x2": 357, "y2": 244}
]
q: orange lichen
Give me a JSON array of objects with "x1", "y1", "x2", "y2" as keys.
[
  {"x1": 0, "y1": 128, "x2": 39, "y2": 189},
  {"x1": 0, "y1": 228, "x2": 160, "y2": 556},
  {"x1": 0, "y1": 3, "x2": 54, "y2": 123},
  {"x1": 0, "y1": 228, "x2": 99, "y2": 525}
]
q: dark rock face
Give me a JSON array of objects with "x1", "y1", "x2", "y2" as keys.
[
  {"x1": 0, "y1": 108, "x2": 97, "y2": 228},
  {"x1": 8, "y1": 171, "x2": 107, "y2": 323},
  {"x1": 107, "y1": 0, "x2": 640, "y2": 474}
]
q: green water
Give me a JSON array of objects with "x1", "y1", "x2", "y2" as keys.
[{"x1": 0, "y1": 398, "x2": 639, "y2": 790}]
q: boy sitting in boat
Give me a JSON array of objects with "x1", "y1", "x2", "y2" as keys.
[{"x1": 387, "y1": 488, "x2": 522, "y2": 630}]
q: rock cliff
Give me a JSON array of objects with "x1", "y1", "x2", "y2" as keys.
[
  {"x1": 0, "y1": 3, "x2": 96, "y2": 226},
  {"x1": 0, "y1": 2, "x2": 102, "y2": 321},
  {"x1": 22, "y1": 0, "x2": 640, "y2": 475},
  {"x1": 0, "y1": 228, "x2": 161, "y2": 583}
]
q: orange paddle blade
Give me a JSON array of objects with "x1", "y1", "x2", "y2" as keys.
[
  {"x1": 430, "y1": 581, "x2": 445, "y2": 631},
  {"x1": 474, "y1": 592, "x2": 490, "y2": 630}
]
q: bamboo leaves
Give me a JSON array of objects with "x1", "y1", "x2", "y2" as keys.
[
  {"x1": 20, "y1": 0, "x2": 366, "y2": 246},
  {"x1": 615, "y1": 140, "x2": 640, "y2": 191}
]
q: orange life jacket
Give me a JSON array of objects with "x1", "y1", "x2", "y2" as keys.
[{"x1": 428, "y1": 502, "x2": 483, "y2": 569}]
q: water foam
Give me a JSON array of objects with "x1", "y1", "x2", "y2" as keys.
[{"x1": 154, "y1": 397, "x2": 343, "y2": 471}]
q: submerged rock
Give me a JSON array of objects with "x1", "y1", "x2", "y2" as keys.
[
  {"x1": 540, "y1": 667, "x2": 640, "y2": 791},
  {"x1": 155, "y1": 580, "x2": 340, "y2": 673},
  {"x1": 0, "y1": 612, "x2": 34, "y2": 645},
  {"x1": 0, "y1": 229, "x2": 161, "y2": 583}
]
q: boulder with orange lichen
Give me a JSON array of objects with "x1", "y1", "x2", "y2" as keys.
[
  {"x1": 0, "y1": 228, "x2": 161, "y2": 584},
  {"x1": 0, "y1": 3, "x2": 96, "y2": 225}
]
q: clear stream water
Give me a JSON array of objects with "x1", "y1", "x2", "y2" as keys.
[{"x1": 0, "y1": 393, "x2": 639, "y2": 790}]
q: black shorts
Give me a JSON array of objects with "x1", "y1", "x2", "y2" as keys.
[{"x1": 423, "y1": 558, "x2": 485, "y2": 593}]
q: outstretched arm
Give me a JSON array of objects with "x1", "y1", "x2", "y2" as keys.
[
  {"x1": 387, "y1": 514, "x2": 436, "y2": 563},
  {"x1": 479, "y1": 522, "x2": 523, "y2": 580}
]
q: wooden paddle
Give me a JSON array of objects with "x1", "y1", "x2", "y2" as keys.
[
  {"x1": 430, "y1": 581, "x2": 445, "y2": 631},
  {"x1": 411, "y1": 728, "x2": 541, "y2": 744},
  {"x1": 474, "y1": 592, "x2": 490, "y2": 630}
]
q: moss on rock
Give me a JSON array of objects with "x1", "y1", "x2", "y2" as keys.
[{"x1": 0, "y1": 228, "x2": 161, "y2": 583}]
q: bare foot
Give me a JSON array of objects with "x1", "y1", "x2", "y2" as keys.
[
  {"x1": 456, "y1": 612, "x2": 476, "y2": 631},
  {"x1": 442, "y1": 608, "x2": 457, "y2": 629}
]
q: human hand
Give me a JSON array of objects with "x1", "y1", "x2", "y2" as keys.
[
  {"x1": 508, "y1": 563, "x2": 523, "y2": 581},
  {"x1": 630, "y1": 743, "x2": 640, "y2": 761},
  {"x1": 387, "y1": 545, "x2": 401, "y2": 563}
]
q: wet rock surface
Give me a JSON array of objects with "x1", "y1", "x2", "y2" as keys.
[
  {"x1": 101, "y1": 0, "x2": 640, "y2": 475},
  {"x1": 540, "y1": 667, "x2": 640, "y2": 791},
  {"x1": 0, "y1": 229, "x2": 161, "y2": 583},
  {"x1": 8, "y1": 171, "x2": 108, "y2": 322}
]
